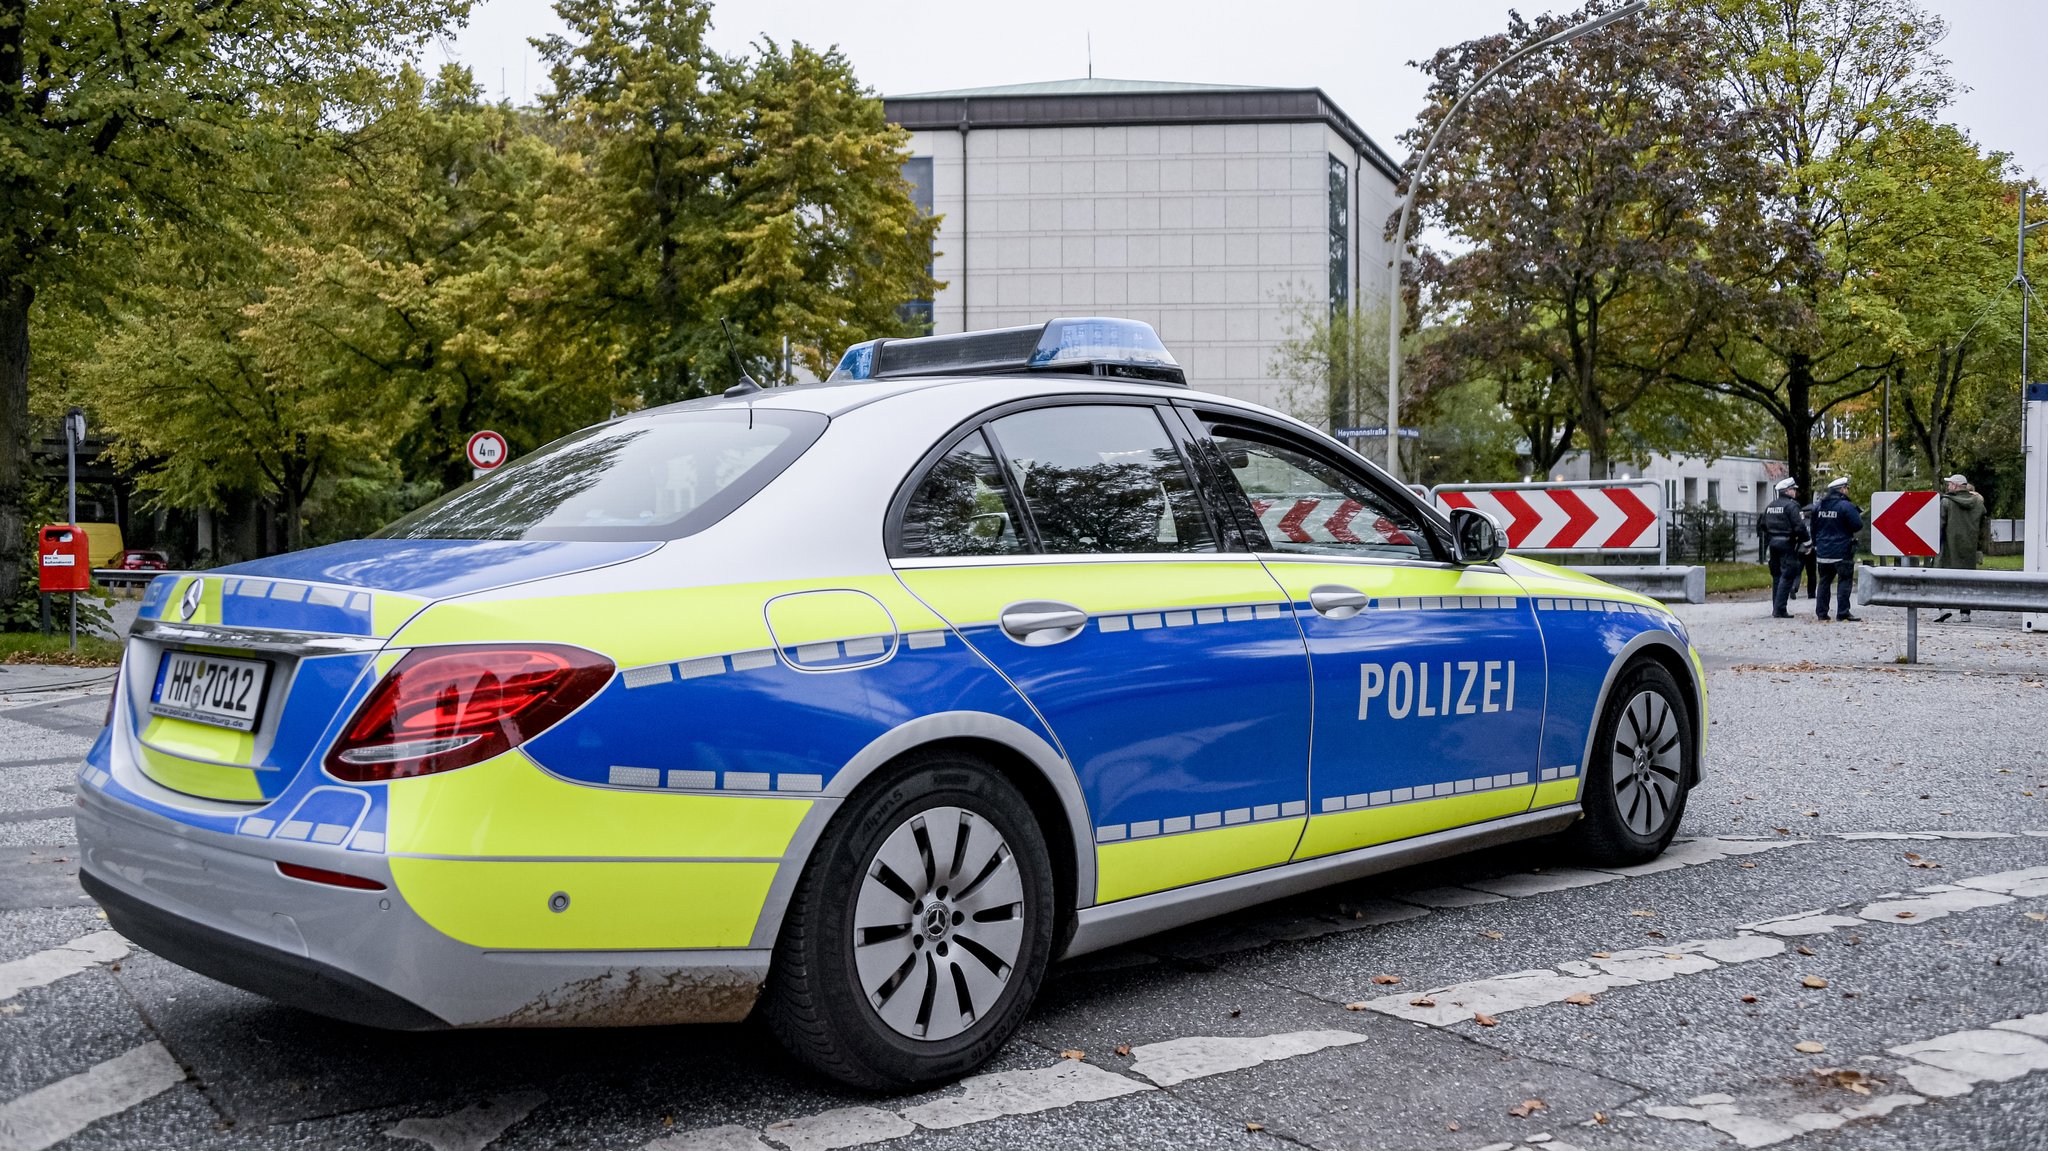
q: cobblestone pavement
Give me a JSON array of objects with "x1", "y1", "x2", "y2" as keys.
[{"x1": 2, "y1": 593, "x2": 2043, "y2": 1151}]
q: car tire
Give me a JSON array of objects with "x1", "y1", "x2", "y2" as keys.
[
  {"x1": 1564, "y1": 661, "x2": 1692, "y2": 866},
  {"x1": 763, "y1": 750, "x2": 1056, "y2": 1089}
]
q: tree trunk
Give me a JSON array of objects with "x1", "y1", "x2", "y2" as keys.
[
  {"x1": 0, "y1": 281, "x2": 30, "y2": 622},
  {"x1": 1783, "y1": 352, "x2": 1814, "y2": 497}
]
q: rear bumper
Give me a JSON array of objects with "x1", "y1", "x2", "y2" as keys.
[{"x1": 76, "y1": 783, "x2": 770, "y2": 1028}]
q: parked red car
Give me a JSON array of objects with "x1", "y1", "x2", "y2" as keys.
[{"x1": 111, "y1": 548, "x2": 169, "y2": 571}]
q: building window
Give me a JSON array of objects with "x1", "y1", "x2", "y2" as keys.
[
  {"x1": 1706, "y1": 479, "x2": 1721, "y2": 508},
  {"x1": 899, "y1": 157, "x2": 935, "y2": 332},
  {"x1": 1683, "y1": 477, "x2": 1698, "y2": 507},
  {"x1": 1328, "y1": 155, "x2": 1350, "y2": 314}
]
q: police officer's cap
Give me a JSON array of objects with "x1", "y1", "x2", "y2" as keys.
[
  {"x1": 1827, "y1": 476, "x2": 1850, "y2": 489},
  {"x1": 1774, "y1": 477, "x2": 1797, "y2": 492}
]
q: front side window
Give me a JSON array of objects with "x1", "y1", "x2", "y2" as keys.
[
  {"x1": 897, "y1": 430, "x2": 1028, "y2": 557},
  {"x1": 378, "y1": 408, "x2": 827, "y2": 542},
  {"x1": 1205, "y1": 421, "x2": 1428, "y2": 560},
  {"x1": 985, "y1": 405, "x2": 1216, "y2": 556}
]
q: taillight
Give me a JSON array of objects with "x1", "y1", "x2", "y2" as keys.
[
  {"x1": 324, "y1": 645, "x2": 613, "y2": 782},
  {"x1": 278, "y1": 862, "x2": 386, "y2": 890}
]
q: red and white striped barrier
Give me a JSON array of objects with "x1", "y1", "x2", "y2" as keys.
[
  {"x1": 1249, "y1": 497, "x2": 1416, "y2": 547},
  {"x1": 1432, "y1": 481, "x2": 1664, "y2": 556}
]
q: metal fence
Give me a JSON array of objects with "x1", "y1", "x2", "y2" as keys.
[{"x1": 1664, "y1": 508, "x2": 1760, "y2": 564}]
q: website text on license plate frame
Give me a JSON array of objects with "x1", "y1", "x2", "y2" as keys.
[{"x1": 151, "y1": 651, "x2": 271, "y2": 732}]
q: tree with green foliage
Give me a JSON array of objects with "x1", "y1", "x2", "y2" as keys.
[
  {"x1": 539, "y1": 0, "x2": 938, "y2": 402},
  {"x1": 0, "y1": 0, "x2": 468, "y2": 615},
  {"x1": 1405, "y1": 0, "x2": 1770, "y2": 479},
  {"x1": 1670, "y1": 0, "x2": 1955, "y2": 495}
]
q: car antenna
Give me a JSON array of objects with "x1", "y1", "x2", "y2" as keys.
[{"x1": 721, "y1": 319, "x2": 762, "y2": 400}]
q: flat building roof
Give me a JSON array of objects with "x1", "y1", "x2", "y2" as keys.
[{"x1": 884, "y1": 77, "x2": 1404, "y2": 184}]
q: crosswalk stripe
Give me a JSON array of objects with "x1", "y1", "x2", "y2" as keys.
[
  {"x1": 0, "y1": 1042, "x2": 183, "y2": 1151},
  {"x1": 1361, "y1": 865, "x2": 2048, "y2": 1028},
  {"x1": 0, "y1": 931, "x2": 127, "y2": 1001},
  {"x1": 387, "y1": 1091, "x2": 546, "y2": 1151},
  {"x1": 1642, "y1": 1012, "x2": 2048, "y2": 1148}
]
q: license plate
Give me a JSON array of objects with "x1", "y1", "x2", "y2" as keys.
[{"x1": 151, "y1": 651, "x2": 271, "y2": 731}]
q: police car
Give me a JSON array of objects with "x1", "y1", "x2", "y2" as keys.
[{"x1": 77, "y1": 318, "x2": 1705, "y2": 1088}]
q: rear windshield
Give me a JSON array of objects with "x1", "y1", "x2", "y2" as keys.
[{"x1": 377, "y1": 409, "x2": 828, "y2": 542}]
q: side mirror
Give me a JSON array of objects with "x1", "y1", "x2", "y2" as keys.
[{"x1": 1450, "y1": 507, "x2": 1507, "y2": 564}]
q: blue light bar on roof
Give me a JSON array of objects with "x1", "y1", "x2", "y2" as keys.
[{"x1": 828, "y1": 317, "x2": 1185, "y2": 385}]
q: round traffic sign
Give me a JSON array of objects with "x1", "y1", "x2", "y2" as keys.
[{"x1": 466, "y1": 430, "x2": 509, "y2": 471}]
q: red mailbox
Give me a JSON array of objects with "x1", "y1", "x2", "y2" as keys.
[{"x1": 38, "y1": 525, "x2": 92, "y2": 593}]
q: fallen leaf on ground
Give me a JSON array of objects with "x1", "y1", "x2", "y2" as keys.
[
  {"x1": 1802, "y1": 975, "x2": 1829, "y2": 989},
  {"x1": 1060, "y1": 1049, "x2": 1085, "y2": 1060},
  {"x1": 1591, "y1": 951, "x2": 1612, "y2": 959},
  {"x1": 1741, "y1": 995, "x2": 1759, "y2": 1003},
  {"x1": 1446, "y1": 1120, "x2": 1460, "y2": 1132},
  {"x1": 1794, "y1": 1040, "x2": 1827, "y2": 1054},
  {"x1": 1409, "y1": 996, "x2": 1438, "y2": 1008},
  {"x1": 1114, "y1": 1045, "x2": 1131, "y2": 1056},
  {"x1": 1664, "y1": 953, "x2": 1684, "y2": 960},
  {"x1": 1644, "y1": 929, "x2": 1666, "y2": 938},
  {"x1": 1508, "y1": 1098, "x2": 1548, "y2": 1118},
  {"x1": 2025, "y1": 912, "x2": 2047, "y2": 923},
  {"x1": 1480, "y1": 930, "x2": 1505, "y2": 940},
  {"x1": 1345, "y1": 1002, "x2": 1369, "y2": 1011},
  {"x1": 1474, "y1": 1012, "x2": 1500, "y2": 1027},
  {"x1": 1796, "y1": 945, "x2": 1816, "y2": 956},
  {"x1": 1244, "y1": 1121, "x2": 1264, "y2": 1132},
  {"x1": 1229, "y1": 1008, "x2": 1241, "y2": 1017},
  {"x1": 1371, "y1": 974, "x2": 1401, "y2": 985},
  {"x1": 1739, "y1": 862, "x2": 1757, "y2": 869},
  {"x1": 1897, "y1": 911, "x2": 1917, "y2": 920},
  {"x1": 1593, "y1": 1111, "x2": 1609, "y2": 1125},
  {"x1": 1816, "y1": 1068, "x2": 1875, "y2": 1096},
  {"x1": 1564, "y1": 992, "x2": 1595, "y2": 1006},
  {"x1": 1628, "y1": 909, "x2": 1655, "y2": 918}
]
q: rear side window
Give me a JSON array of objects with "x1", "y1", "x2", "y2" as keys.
[
  {"x1": 898, "y1": 431, "x2": 1029, "y2": 558},
  {"x1": 378, "y1": 409, "x2": 827, "y2": 542},
  {"x1": 985, "y1": 405, "x2": 1215, "y2": 555}
]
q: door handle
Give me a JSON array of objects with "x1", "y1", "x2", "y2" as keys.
[
  {"x1": 1308, "y1": 585, "x2": 1370, "y2": 620},
  {"x1": 999, "y1": 601, "x2": 1090, "y2": 646}
]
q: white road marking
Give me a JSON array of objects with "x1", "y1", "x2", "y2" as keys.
[
  {"x1": 1645, "y1": 1012, "x2": 2048, "y2": 1147},
  {"x1": 1855, "y1": 887, "x2": 2012, "y2": 924},
  {"x1": 760, "y1": 1106, "x2": 914, "y2": 1151},
  {"x1": 1363, "y1": 936, "x2": 1782, "y2": 1027},
  {"x1": 1463, "y1": 867, "x2": 1621, "y2": 898},
  {"x1": 1401, "y1": 837, "x2": 1805, "y2": 907},
  {"x1": 1402, "y1": 885, "x2": 1506, "y2": 909},
  {"x1": 0, "y1": 931, "x2": 127, "y2": 1001},
  {"x1": 645, "y1": 1125, "x2": 767, "y2": 1151},
  {"x1": 1834, "y1": 831, "x2": 2017, "y2": 841},
  {"x1": 896, "y1": 1061, "x2": 1148, "y2": 1129},
  {"x1": 1365, "y1": 862, "x2": 2044, "y2": 1027},
  {"x1": 0, "y1": 1042, "x2": 183, "y2": 1151},
  {"x1": 387, "y1": 1091, "x2": 546, "y2": 1151},
  {"x1": 1124, "y1": 1030, "x2": 1366, "y2": 1087},
  {"x1": 645, "y1": 1029, "x2": 1368, "y2": 1151},
  {"x1": 1591, "y1": 835, "x2": 1801, "y2": 876}
]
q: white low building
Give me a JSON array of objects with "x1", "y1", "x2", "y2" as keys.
[
  {"x1": 885, "y1": 78, "x2": 1403, "y2": 412},
  {"x1": 1552, "y1": 452, "x2": 1786, "y2": 518}
]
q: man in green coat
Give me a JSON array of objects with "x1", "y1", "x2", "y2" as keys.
[{"x1": 1934, "y1": 474, "x2": 1990, "y2": 622}]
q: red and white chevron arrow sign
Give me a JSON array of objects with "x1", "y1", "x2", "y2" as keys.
[{"x1": 1433, "y1": 483, "x2": 1662, "y2": 552}]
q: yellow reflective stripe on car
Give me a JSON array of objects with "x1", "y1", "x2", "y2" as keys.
[
  {"x1": 1293, "y1": 786, "x2": 1536, "y2": 861},
  {"x1": 370, "y1": 593, "x2": 427, "y2": 637},
  {"x1": 390, "y1": 576, "x2": 948, "y2": 669},
  {"x1": 385, "y1": 752, "x2": 812, "y2": 860},
  {"x1": 1531, "y1": 776, "x2": 1582, "y2": 808},
  {"x1": 900, "y1": 560, "x2": 1292, "y2": 625},
  {"x1": 134, "y1": 739, "x2": 265, "y2": 802},
  {"x1": 1095, "y1": 819, "x2": 1305, "y2": 903},
  {"x1": 390, "y1": 858, "x2": 777, "y2": 949}
]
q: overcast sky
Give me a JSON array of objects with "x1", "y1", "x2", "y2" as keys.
[{"x1": 440, "y1": 0, "x2": 2045, "y2": 182}]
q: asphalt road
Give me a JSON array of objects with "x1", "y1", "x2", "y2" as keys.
[{"x1": 2, "y1": 596, "x2": 2045, "y2": 1151}]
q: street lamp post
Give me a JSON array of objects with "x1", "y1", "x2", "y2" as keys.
[{"x1": 1383, "y1": 0, "x2": 1648, "y2": 477}]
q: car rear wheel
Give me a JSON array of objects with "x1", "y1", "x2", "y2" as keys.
[
  {"x1": 763, "y1": 750, "x2": 1055, "y2": 1089},
  {"x1": 1564, "y1": 661, "x2": 1692, "y2": 866}
]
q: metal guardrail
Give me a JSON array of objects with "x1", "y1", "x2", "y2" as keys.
[
  {"x1": 1575, "y1": 565, "x2": 1706, "y2": 605},
  {"x1": 1855, "y1": 566, "x2": 2048, "y2": 663}
]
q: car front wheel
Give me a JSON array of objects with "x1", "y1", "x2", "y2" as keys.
[
  {"x1": 763, "y1": 751, "x2": 1055, "y2": 1088},
  {"x1": 1565, "y1": 661, "x2": 1692, "y2": 866}
]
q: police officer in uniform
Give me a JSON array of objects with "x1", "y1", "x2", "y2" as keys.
[
  {"x1": 1811, "y1": 475, "x2": 1863, "y2": 622},
  {"x1": 1759, "y1": 476, "x2": 1808, "y2": 618}
]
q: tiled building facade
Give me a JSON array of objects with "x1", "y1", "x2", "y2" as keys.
[{"x1": 885, "y1": 79, "x2": 1402, "y2": 413}]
